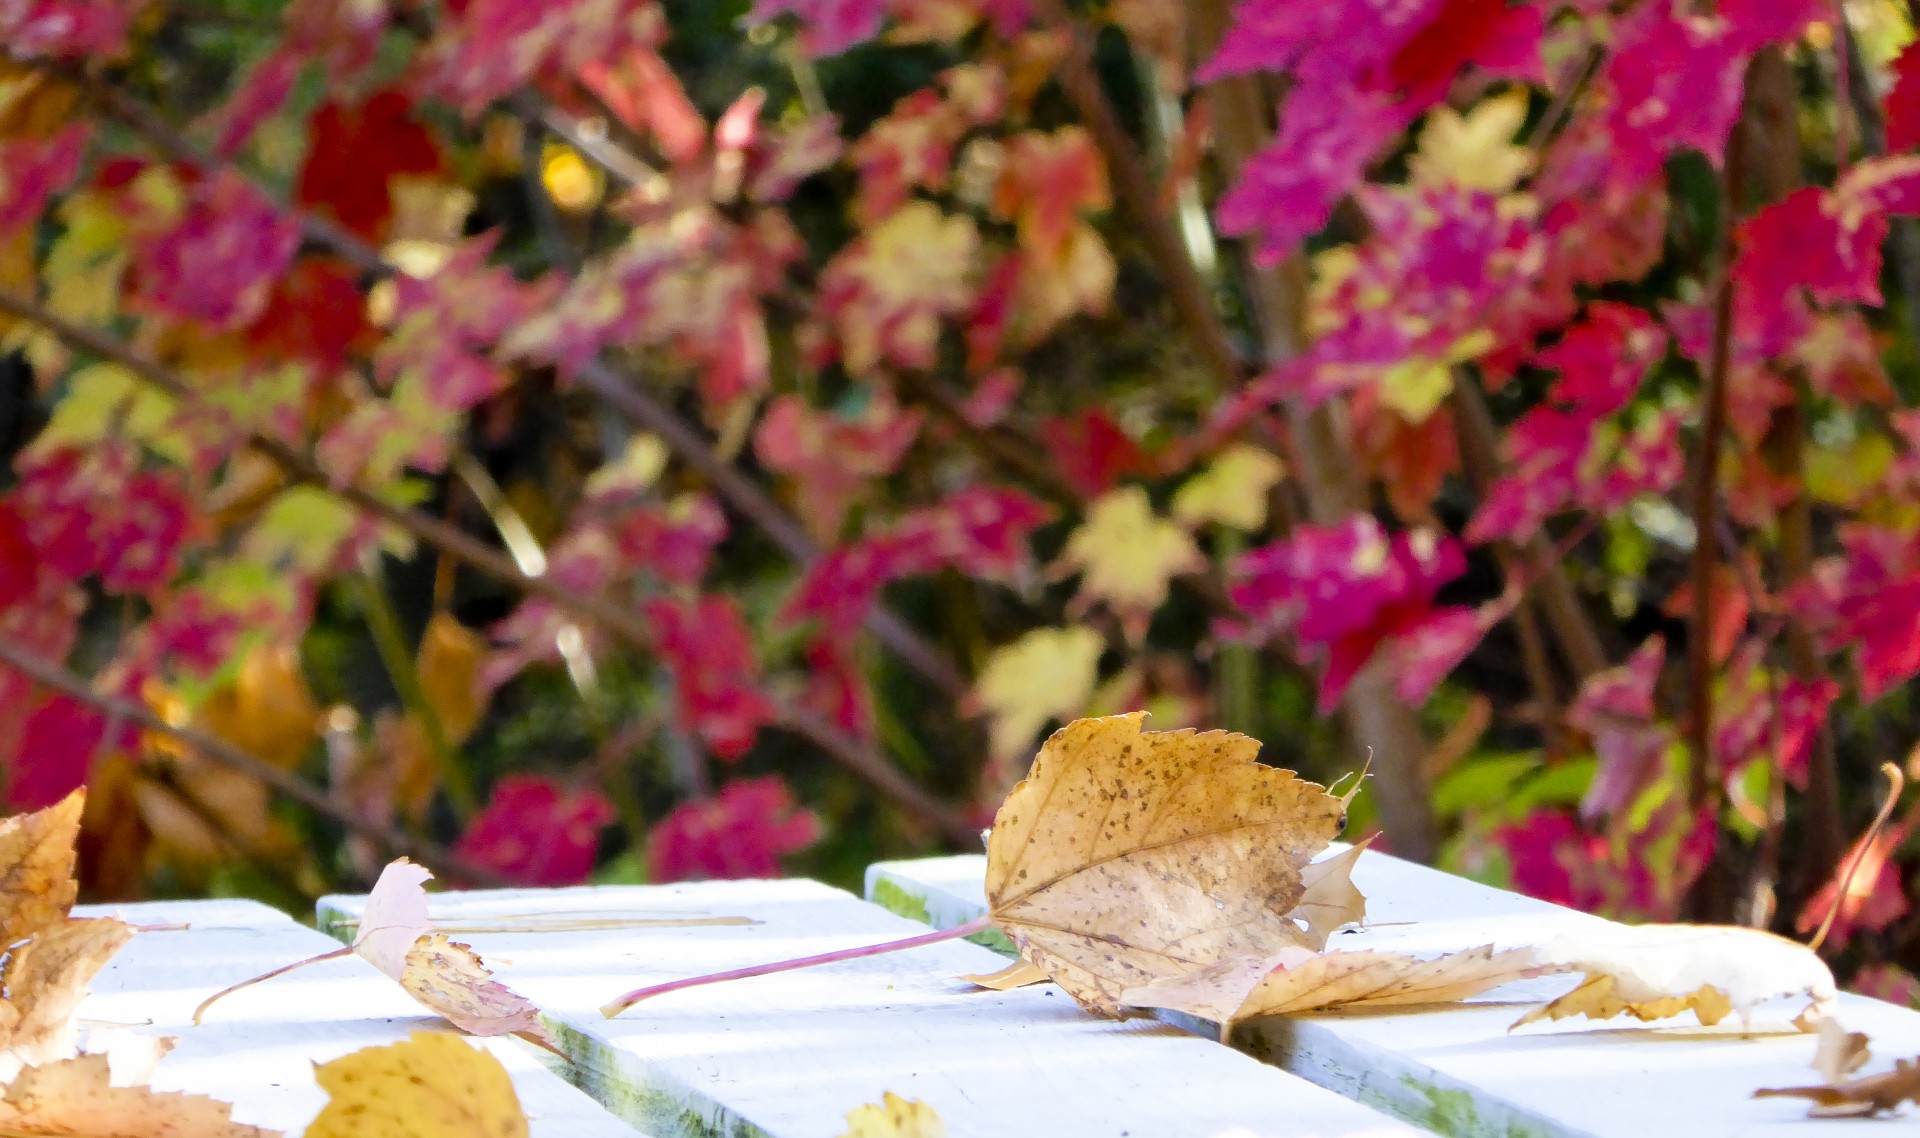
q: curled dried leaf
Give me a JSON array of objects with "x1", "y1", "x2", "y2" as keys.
[
  {"x1": 1755, "y1": 1057, "x2": 1920, "y2": 1118},
  {"x1": 1512, "y1": 925, "x2": 1837, "y2": 1031},
  {"x1": 984, "y1": 713, "x2": 1346, "y2": 1014},
  {"x1": 1122, "y1": 944, "x2": 1539, "y2": 1028},
  {"x1": 957, "y1": 959, "x2": 1049, "y2": 991},
  {"x1": 0, "y1": 918, "x2": 133, "y2": 1065},
  {"x1": 0, "y1": 791, "x2": 84, "y2": 947},
  {"x1": 1814, "y1": 1016, "x2": 1872, "y2": 1084},
  {"x1": 1292, "y1": 841, "x2": 1370, "y2": 951},
  {"x1": 400, "y1": 934, "x2": 559, "y2": 1052},
  {"x1": 0, "y1": 1052, "x2": 278, "y2": 1137}
]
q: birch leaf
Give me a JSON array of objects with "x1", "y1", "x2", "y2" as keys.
[
  {"x1": 983, "y1": 713, "x2": 1347, "y2": 1014},
  {"x1": 307, "y1": 1031, "x2": 526, "y2": 1138},
  {"x1": 1122, "y1": 944, "x2": 1539, "y2": 1026},
  {"x1": 1512, "y1": 925, "x2": 1837, "y2": 1030}
]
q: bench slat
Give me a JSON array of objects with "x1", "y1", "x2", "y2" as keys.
[
  {"x1": 74, "y1": 898, "x2": 648, "y2": 1137},
  {"x1": 317, "y1": 878, "x2": 1433, "y2": 1138},
  {"x1": 866, "y1": 852, "x2": 1920, "y2": 1138}
]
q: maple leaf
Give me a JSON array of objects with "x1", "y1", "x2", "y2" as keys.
[
  {"x1": 1569, "y1": 636, "x2": 1670, "y2": 821},
  {"x1": 0, "y1": 1052, "x2": 278, "y2": 1137},
  {"x1": 1408, "y1": 91, "x2": 1531, "y2": 193},
  {"x1": 752, "y1": 0, "x2": 886, "y2": 57},
  {"x1": 982, "y1": 713, "x2": 1348, "y2": 1014},
  {"x1": 0, "y1": 791, "x2": 83, "y2": 947},
  {"x1": 1171, "y1": 444, "x2": 1286, "y2": 532},
  {"x1": 755, "y1": 393, "x2": 923, "y2": 541},
  {"x1": 1793, "y1": 807, "x2": 1915, "y2": 952},
  {"x1": 0, "y1": 126, "x2": 87, "y2": 237},
  {"x1": 1888, "y1": 41, "x2": 1920, "y2": 154},
  {"x1": 991, "y1": 127, "x2": 1109, "y2": 261},
  {"x1": 132, "y1": 170, "x2": 301, "y2": 331},
  {"x1": 1216, "y1": 89, "x2": 1409, "y2": 265},
  {"x1": 9, "y1": 698, "x2": 107, "y2": 813},
  {"x1": 1056, "y1": 488, "x2": 1203, "y2": 640},
  {"x1": 416, "y1": 0, "x2": 666, "y2": 114},
  {"x1": 294, "y1": 90, "x2": 444, "y2": 242},
  {"x1": 818, "y1": 201, "x2": 979, "y2": 375},
  {"x1": 1599, "y1": 7, "x2": 1750, "y2": 181},
  {"x1": 307, "y1": 1031, "x2": 526, "y2": 1138},
  {"x1": 644, "y1": 595, "x2": 776, "y2": 760},
  {"x1": 848, "y1": 90, "x2": 964, "y2": 226},
  {"x1": 1385, "y1": 0, "x2": 1509, "y2": 97},
  {"x1": 244, "y1": 256, "x2": 375, "y2": 372},
  {"x1": 1037, "y1": 410, "x2": 1147, "y2": 501},
  {"x1": 454, "y1": 775, "x2": 616, "y2": 887},
  {"x1": 1512, "y1": 924, "x2": 1837, "y2": 1031},
  {"x1": 1122, "y1": 943, "x2": 1539, "y2": 1029},
  {"x1": 838, "y1": 1091, "x2": 944, "y2": 1138},
  {"x1": 971, "y1": 625, "x2": 1104, "y2": 762},
  {"x1": 0, "y1": 917, "x2": 133, "y2": 1066},
  {"x1": 647, "y1": 775, "x2": 821, "y2": 883}
]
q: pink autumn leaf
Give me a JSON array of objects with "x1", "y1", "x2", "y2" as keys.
[
  {"x1": 1569, "y1": 636, "x2": 1670, "y2": 821},
  {"x1": 647, "y1": 776, "x2": 821, "y2": 882},
  {"x1": 750, "y1": 0, "x2": 885, "y2": 56},
  {"x1": 0, "y1": 125, "x2": 89, "y2": 236},
  {"x1": 1216, "y1": 89, "x2": 1409, "y2": 265},
  {"x1": 454, "y1": 775, "x2": 618, "y2": 887},
  {"x1": 134, "y1": 170, "x2": 303, "y2": 330},
  {"x1": 1388, "y1": 604, "x2": 1491, "y2": 705},
  {"x1": 1600, "y1": 7, "x2": 1750, "y2": 180},
  {"x1": 2, "y1": 0, "x2": 137, "y2": 57},
  {"x1": 416, "y1": 0, "x2": 667, "y2": 114}
]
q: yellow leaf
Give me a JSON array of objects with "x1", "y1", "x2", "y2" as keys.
[
  {"x1": 417, "y1": 614, "x2": 487, "y2": 746},
  {"x1": 1057, "y1": 488, "x2": 1203, "y2": 635},
  {"x1": 307, "y1": 1031, "x2": 527, "y2": 1138},
  {"x1": 1807, "y1": 432, "x2": 1895, "y2": 507},
  {"x1": 838, "y1": 1091, "x2": 944, "y2": 1138},
  {"x1": 972, "y1": 626, "x2": 1104, "y2": 761},
  {"x1": 984, "y1": 713, "x2": 1347, "y2": 1013},
  {"x1": 1410, "y1": 91, "x2": 1533, "y2": 193},
  {"x1": 0, "y1": 917, "x2": 134, "y2": 1065},
  {"x1": 241, "y1": 487, "x2": 360, "y2": 575},
  {"x1": 1171, "y1": 444, "x2": 1286, "y2": 531},
  {"x1": 196, "y1": 644, "x2": 319, "y2": 771},
  {"x1": 27, "y1": 365, "x2": 177, "y2": 460},
  {"x1": 0, "y1": 1052, "x2": 278, "y2": 1137},
  {"x1": 1377, "y1": 330, "x2": 1491, "y2": 424},
  {"x1": 958, "y1": 959, "x2": 1051, "y2": 991}
]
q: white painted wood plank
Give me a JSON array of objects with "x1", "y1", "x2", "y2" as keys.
[
  {"x1": 866, "y1": 852, "x2": 1920, "y2": 1138},
  {"x1": 317, "y1": 878, "x2": 1435, "y2": 1138},
  {"x1": 71, "y1": 898, "x2": 648, "y2": 1137}
]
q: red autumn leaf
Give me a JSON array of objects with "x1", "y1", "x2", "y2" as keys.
[
  {"x1": 1794, "y1": 811, "x2": 1914, "y2": 952},
  {"x1": 645, "y1": 594, "x2": 777, "y2": 760},
  {"x1": 1569, "y1": 636, "x2": 1670, "y2": 821},
  {"x1": 991, "y1": 127, "x2": 1110, "y2": 261},
  {"x1": 1497, "y1": 805, "x2": 1713, "y2": 922},
  {"x1": 454, "y1": 775, "x2": 617, "y2": 887},
  {"x1": 0, "y1": 503, "x2": 41, "y2": 613},
  {"x1": 755, "y1": 393, "x2": 923, "y2": 540},
  {"x1": 579, "y1": 47, "x2": 707, "y2": 163},
  {"x1": 647, "y1": 775, "x2": 821, "y2": 882},
  {"x1": 1038, "y1": 409, "x2": 1147, "y2": 501},
  {"x1": 1, "y1": 0, "x2": 136, "y2": 58},
  {"x1": 8, "y1": 694, "x2": 106, "y2": 811},
  {"x1": 1888, "y1": 41, "x2": 1920, "y2": 154},
  {"x1": 1385, "y1": 0, "x2": 1508, "y2": 97},
  {"x1": 13, "y1": 448, "x2": 197, "y2": 595},
  {"x1": 245, "y1": 256, "x2": 374, "y2": 372},
  {"x1": 295, "y1": 90, "x2": 444, "y2": 241},
  {"x1": 607, "y1": 496, "x2": 728, "y2": 587},
  {"x1": 1599, "y1": 7, "x2": 1749, "y2": 181}
]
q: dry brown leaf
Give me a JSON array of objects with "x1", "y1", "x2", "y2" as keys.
[
  {"x1": 1122, "y1": 944, "x2": 1539, "y2": 1027},
  {"x1": 1755, "y1": 1058, "x2": 1920, "y2": 1118},
  {"x1": 0, "y1": 792, "x2": 84, "y2": 947},
  {"x1": 1292, "y1": 842, "x2": 1370, "y2": 951},
  {"x1": 0, "y1": 918, "x2": 134, "y2": 1065},
  {"x1": 306, "y1": 1031, "x2": 526, "y2": 1138},
  {"x1": 1512, "y1": 925, "x2": 1837, "y2": 1030},
  {"x1": 983, "y1": 713, "x2": 1347, "y2": 1013},
  {"x1": 0, "y1": 1052, "x2": 279, "y2": 1137},
  {"x1": 958, "y1": 959, "x2": 1050, "y2": 991},
  {"x1": 1814, "y1": 1016, "x2": 1872, "y2": 1084},
  {"x1": 401, "y1": 935, "x2": 559, "y2": 1050}
]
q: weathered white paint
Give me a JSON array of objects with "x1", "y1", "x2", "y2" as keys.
[
  {"x1": 318, "y1": 878, "x2": 1433, "y2": 1138},
  {"x1": 72, "y1": 898, "x2": 647, "y2": 1137},
  {"x1": 865, "y1": 852, "x2": 1920, "y2": 1138}
]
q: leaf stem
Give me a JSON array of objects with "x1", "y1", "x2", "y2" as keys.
[
  {"x1": 193, "y1": 946, "x2": 354, "y2": 1025},
  {"x1": 600, "y1": 914, "x2": 996, "y2": 1017}
]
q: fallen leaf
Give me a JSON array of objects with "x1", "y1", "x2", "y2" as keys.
[
  {"x1": 839, "y1": 1091, "x2": 944, "y2": 1138},
  {"x1": 1512, "y1": 924, "x2": 1837, "y2": 1030},
  {"x1": 0, "y1": 918, "x2": 134, "y2": 1064},
  {"x1": 1292, "y1": 842, "x2": 1370, "y2": 951},
  {"x1": 1813, "y1": 1015, "x2": 1872, "y2": 1083},
  {"x1": 983, "y1": 713, "x2": 1347, "y2": 1014},
  {"x1": 0, "y1": 791, "x2": 84, "y2": 947},
  {"x1": 401, "y1": 935, "x2": 559, "y2": 1050},
  {"x1": 1122, "y1": 944, "x2": 1539, "y2": 1028},
  {"x1": 958, "y1": 959, "x2": 1049, "y2": 991},
  {"x1": 0, "y1": 1052, "x2": 278, "y2": 1137},
  {"x1": 352, "y1": 857, "x2": 434, "y2": 980},
  {"x1": 306, "y1": 1031, "x2": 526, "y2": 1138},
  {"x1": 1755, "y1": 1057, "x2": 1920, "y2": 1118}
]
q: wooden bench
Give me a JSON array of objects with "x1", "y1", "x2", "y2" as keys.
[
  {"x1": 866, "y1": 850, "x2": 1920, "y2": 1138},
  {"x1": 315, "y1": 877, "x2": 1432, "y2": 1138},
  {"x1": 72, "y1": 897, "x2": 645, "y2": 1137}
]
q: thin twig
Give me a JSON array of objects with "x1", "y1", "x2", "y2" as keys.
[
  {"x1": 0, "y1": 640, "x2": 507, "y2": 886},
  {"x1": 1809, "y1": 762, "x2": 1906, "y2": 952}
]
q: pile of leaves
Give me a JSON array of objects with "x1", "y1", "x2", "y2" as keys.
[{"x1": 6, "y1": 0, "x2": 1920, "y2": 1006}]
